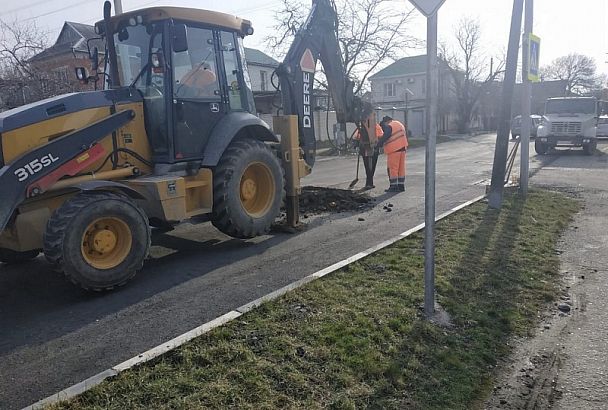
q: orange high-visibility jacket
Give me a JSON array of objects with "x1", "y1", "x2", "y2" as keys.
[{"x1": 383, "y1": 120, "x2": 408, "y2": 154}]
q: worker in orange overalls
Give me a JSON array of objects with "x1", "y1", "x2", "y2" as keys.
[
  {"x1": 378, "y1": 115, "x2": 408, "y2": 192},
  {"x1": 353, "y1": 122, "x2": 383, "y2": 189},
  {"x1": 179, "y1": 62, "x2": 217, "y2": 97}
]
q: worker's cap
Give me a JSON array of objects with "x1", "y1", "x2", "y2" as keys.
[{"x1": 381, "y1": 116, "x2": 392, "y2": 123}]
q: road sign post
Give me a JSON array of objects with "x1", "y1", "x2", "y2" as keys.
[
  {"x1": 408, "y1": 0, "x2": 445, "y2": 318},
  {"x1": 528, "y1": 33, "x2": 541, "y2": 82}
]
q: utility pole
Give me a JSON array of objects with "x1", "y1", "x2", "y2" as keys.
[
  {"x1": 114, "y1": 0, "x2": 123, "y2": 14},
  {"x1": 404, "y1": 88, "x2": 414, "y2": 125},
  {"x1": 519, "y1": 0, "x2": 533, "y2": 196},
  {"x1": 488, "y1": 0, "x2": 524, "y2": 209}
]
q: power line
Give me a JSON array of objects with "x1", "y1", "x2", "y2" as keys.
[
  {"x1": 23, "y1": 0, "x2": 99, "y2": 22},
  {"x1": 43, "y1": 0, "x2": 282, "y2": 39},
  {"x1": 0, "y1": 0, "x2": 64, "y2": 17}
]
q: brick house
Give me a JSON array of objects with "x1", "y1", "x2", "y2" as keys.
[{"x1": 29, "y1": 21, "x2": 104, "y2": 94}]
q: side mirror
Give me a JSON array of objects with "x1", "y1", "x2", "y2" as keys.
[
  {"x1": 172, "y1": 24, "x2": 188, "y2": 53},
  {"x1": 75, "y1": 67, "x2": 89, "y2": 84},
  {"x1": 90, "y1": 47, "x2": 99, "y2": 71}
]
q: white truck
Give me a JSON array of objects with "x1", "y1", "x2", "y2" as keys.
[{"x1": 535, "y1": 97, "x2": 599, "y2": 155}]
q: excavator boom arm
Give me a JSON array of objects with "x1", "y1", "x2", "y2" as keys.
[{"x1": 275, "y1": 0, "x2": 373, "y2": 167}]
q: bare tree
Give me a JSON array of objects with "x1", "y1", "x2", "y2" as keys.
[
  {"x1": 541, "y1": 53, "x2": 603, "y2": 95},
  {"x1": 0, "y1": 19, "x2": 73, "y2": 109},
  {"x1": 441, "y1": 18, "x2": 504, "y2": 134},
  {"x1": 267, "y1": 0, "x2": 419, "y2": 95}
]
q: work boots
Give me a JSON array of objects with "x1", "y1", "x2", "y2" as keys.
[{"x1": 397, "y1": 177, "x2": 406, "y2": 192}]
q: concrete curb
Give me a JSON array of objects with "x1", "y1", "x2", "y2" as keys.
[{"x1": 24, "y1": 194, "x2": 486, "y2": 410}]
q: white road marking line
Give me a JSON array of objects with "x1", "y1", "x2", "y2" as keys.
[{"x1": 24, "y1": 194, "x2": 486, "y2": 410}]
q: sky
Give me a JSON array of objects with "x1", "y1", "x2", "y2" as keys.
[{"x1": 2, "y1": 0, "x2": 607, "y2": 81}]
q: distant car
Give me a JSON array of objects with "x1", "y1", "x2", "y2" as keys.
[
  {"x1": 597, "y1": 116, "x2": 608, "y2": 139},
  {"x1": 511, "y1": 115, "x2": 542, "y2": 140}
]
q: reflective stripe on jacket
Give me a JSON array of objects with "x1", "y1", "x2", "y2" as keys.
[{"x1": 383, "y1": 120, "x2": 408, "y2": 154}]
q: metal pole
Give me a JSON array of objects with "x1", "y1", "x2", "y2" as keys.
[
  {"x1": 424, "y1": 12, "x2": 438, "y2": 318},
  {"x1": 488, "y1": 0, "x2": 524, "y2": 209},
  {"x1": 114, "y1": 0, "x2": 123, "y2": 14},
  {"x1": 520, "y1": 0, "x2": 533, "y2": 196},
  {"x1": 405, "y1": 92, "x2": 409, "y2": 124}
]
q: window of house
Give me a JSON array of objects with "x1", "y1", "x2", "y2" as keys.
[
  {"x1": 383, "y1": 82, "x2": 396, "y2": 97},
  {"x1": 260, "y1": 70, "x2": 267, "y2": 91}
]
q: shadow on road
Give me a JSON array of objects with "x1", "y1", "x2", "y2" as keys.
[
  {"x1": 0, "y1": 185, "x2": 401, "y2": 356},
  {"x1": 0, "y1": 226, "x2": 299, "y2": 355}
]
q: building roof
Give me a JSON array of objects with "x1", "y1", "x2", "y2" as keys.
[
  {"x1": 30, "y1": 21, "x2": 103, "y2": 62},
  {"x1": 369, "y1": 55, "x2": 427, "y2": 80},
  {"x1": 244, "y1": 48, "x2": 279, "y2": 67}
]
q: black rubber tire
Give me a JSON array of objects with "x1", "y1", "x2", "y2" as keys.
[
  {"x1": 43, "y1": 191, "x2": 150, "y2": 291},
  {"x1": 211, "y1": 139, "x2": 284, "y2": 239},
  {"x1": 534, "y1": 140, "x2": 548, "y2": 155},
  {"x1": 0, "y1": 248, "x2": 39, "y2": 264},
  {"x1": 583, "y1": 139, "x2": 597, "y2": 156}
]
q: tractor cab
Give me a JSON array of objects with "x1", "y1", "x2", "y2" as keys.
[{"x1": 94, "y1": 7, "x2": 257, "y2": 165}]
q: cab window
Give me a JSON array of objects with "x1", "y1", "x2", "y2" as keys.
[
  {"x1": 220, "y1": 31, "x2": 244, "y2": 111},
  {"x1": 173, "y1": 27, "x2": 219, "y2": 99}
]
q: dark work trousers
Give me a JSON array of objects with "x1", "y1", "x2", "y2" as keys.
[{"x1": 361, "y1": 151, "x2": 379, "y2": 188}]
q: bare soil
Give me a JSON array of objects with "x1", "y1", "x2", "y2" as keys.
[{"x1": 298, "y1": 186, "x2": 374, "y2": 214}]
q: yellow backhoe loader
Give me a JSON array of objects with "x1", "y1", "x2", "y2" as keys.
[{"x1": 0, "y1": 0, "x2": 375, "y2": 290}]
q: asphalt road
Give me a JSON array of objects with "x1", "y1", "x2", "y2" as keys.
[{"x1": 0, "y1": 134, "x2": 554, "y2": 409}]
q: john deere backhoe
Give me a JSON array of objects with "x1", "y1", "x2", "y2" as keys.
[{"x1": 0, "y1": 0, "x2": 374, "y2": 290}]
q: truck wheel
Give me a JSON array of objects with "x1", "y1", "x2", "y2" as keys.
[
  {"x1": 212, "y1": 138, "x2": 284, "y2": 239},
  {"x1": 43, "y1": 191, "x2": 150, "y2": 291},
  {"x1": 0, "y1": 248, "x2": 39, "y2": 264},
  {"x1": 534, "y1": 140, "x2": 548, "y2": 155},
  {"x1": 583, "y1": 139, "x2": 597, "y2": 156}
]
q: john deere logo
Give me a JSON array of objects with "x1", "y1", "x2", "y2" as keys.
[{"x1": 301, "y1": 49, "x2": 316, "y2": 129}]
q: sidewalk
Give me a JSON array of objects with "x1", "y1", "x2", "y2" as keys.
[{"x1": 485, "y1": 146, "x2": 608, "y2": 409}]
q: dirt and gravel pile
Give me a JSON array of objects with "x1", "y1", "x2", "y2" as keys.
[{"x1": 299, "y1": 186, "x2": 374, "y2": 214}]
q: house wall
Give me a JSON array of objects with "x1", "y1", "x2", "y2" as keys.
[
  {"x1": 247, "y1": 64, "x2": 274, "y2": 92},
  {"x1": 31, "y1": 51, "x2": 101, "y2": 93},
  {"x1": 370, "y1": 72, "x2": 427, "y2": 104},
  {"x1": 370, "y1": 68, "x2": 459, "y2": 136}
]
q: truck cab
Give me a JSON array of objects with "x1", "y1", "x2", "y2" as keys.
[{"x1": 535, "y1": 97, "x2": 599, "y2": 155}]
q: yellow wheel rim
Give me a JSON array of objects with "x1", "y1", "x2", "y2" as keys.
[
  {"x1": 81, "y1": 217, "x2": 132, "y2": 270},
  {"x1": 239, "y1": 162, "x2": 275, "y2": 218}
]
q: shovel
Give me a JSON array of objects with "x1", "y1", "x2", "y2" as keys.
[{"x1": 348, "y1": 153, "x2": 360, "y2": 189}]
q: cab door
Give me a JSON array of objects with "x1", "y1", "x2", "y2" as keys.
[
  {"x1": 171, "y1": 25, "x2": 223, "y2": 161},
  {"x1": 218, "y1": 31, "x2": 247, "y2": 113}
]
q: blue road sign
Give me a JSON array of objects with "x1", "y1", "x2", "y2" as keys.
[{"x1": 528, "y1": 34, "x2": 541, "y2": 82}]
